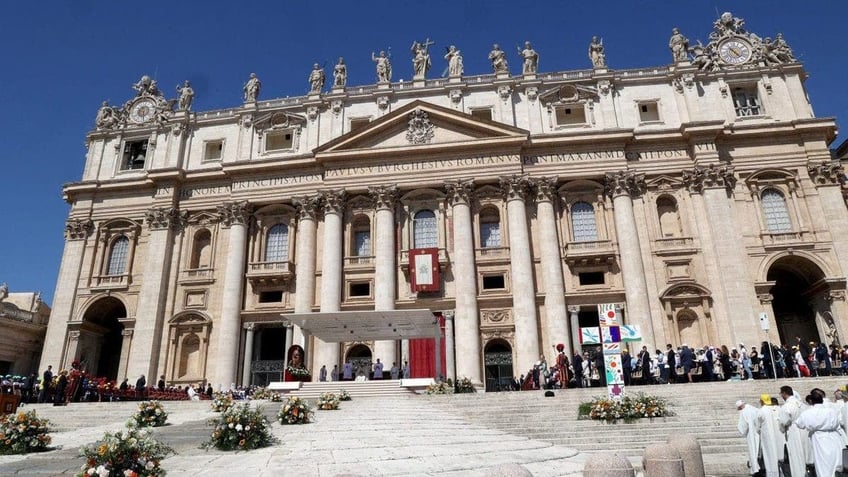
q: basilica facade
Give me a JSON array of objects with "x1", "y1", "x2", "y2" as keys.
[{"x1": 41, "y1": 13, "x2": 845, "y2": 391}]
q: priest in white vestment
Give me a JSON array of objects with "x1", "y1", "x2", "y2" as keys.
[
  {"x1": 757, "y1": 394, "x2": 784, "y2": 477},
  {"x1": 796, "y1": 392, "x2": 843, "y2": 477},
  {"x1": 778, "y1": 386, "x2": 809, "y2": 477},
  {"x1": 737, "y1": 399, "x2": 761, "y2": 476}
]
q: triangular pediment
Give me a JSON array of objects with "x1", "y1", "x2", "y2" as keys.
[{"x1": 315, "y1": 100, "x2": 528, "y2": 158}]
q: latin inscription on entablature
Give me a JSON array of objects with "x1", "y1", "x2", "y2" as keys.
[
  {"x1": 524, "y1": 150, "x2": 625, "y2": 165},
  {"x1": 624, "y1": 148, "x2": 689, "y2": 161},
  {"x1": 325, "y1": 154, "x2": 517, "y2": 178},
  {"x1": 179, "y1": 173, "x2": 322, "y2": 199}
]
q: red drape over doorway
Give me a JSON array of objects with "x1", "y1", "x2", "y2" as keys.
[{"x1": 408, "y1": 313, "x2": 446, "y2": 378}]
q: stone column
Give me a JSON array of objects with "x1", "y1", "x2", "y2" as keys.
[
  {"x1": 534, "y1": 177, "x2": 570, "y2": 357},
  {"x1": 39, "y1": 219, "x2": 93, "y2": 373},
  {"x1": 444, "y1": 312, "x2": 456, "y2": 381},
  {"x1": 315, "y1": 190, "x2": 346, "y2": 371},
  {"x1": 370, "y1": 185, "x2": 398, "y2": 365},
  {"x1": 500, "y1": 175, "x2": 540, "y2": 373},
  {"x1": 292, "y1": 195, "x2": 321, "y2": 349},
  {"x1": 604, "y1": 171, "x2": 656, "y2": 348},
  {"x1": 214, "y1": 201, "x2": 251, "y2": 388},
  {"x1": 127, "y1": 207, "x2": 184, "y2": 380},
  {"x1": 284, "y1": 321, "x2": 294, "y2": 378},
  {"x1": 241, "y1": 323, "x2": 255, "y2": 387},
  {"x1": 568, "y1": 306, "x2": 582, "y2": 356},
  {"x1": 445, "y1": 179, "x2": 481, "y2": 383}
]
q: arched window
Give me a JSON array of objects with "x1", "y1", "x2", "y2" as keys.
[
  {"x1": 657, "y1": 197, "x2": 682, "y2": 238},
  {"x1": 762, "y1": 189, "x2": 792, "y2": 233},
  {"x1": 107, "y1": 236, "x2": 129, "y2": 275},
  {"x1": 413, "y1": 210, "x2": 437, "y2": 248},
  {"x1": 190, "y1": 229, "x2": 212, "y2": 269},
  {"x1": 570, "y1": 202, "x2": 598, "y2": 242},
  {"x1": 479, "y1": 207, "x2": 501, "y2": 248},
  {"x1": 178, "y1": 333, "x2": 201, "y2": 379},
  {"x1": 265, "y1": 224, "x2": 290, "y2": 262},
  {"x1": 352, "y1": 217, "x2": 371, "y2": 257}
]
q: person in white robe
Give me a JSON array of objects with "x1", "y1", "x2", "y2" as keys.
[
  {"x1": 778, "y1": 386, "x2": 809, "y2": 477},
  {"x1": 757, "y1": 394, "x2": 784, "y2": 477},
  {"x1": 737, "y1": 399, "x2": 761, "y2": 476},
  {"x1": 835, "y1": 389, "x2": 848, "y2": 445},
  {"x1": 796, "y1": 392, "x2": 843, "y2": 477}
]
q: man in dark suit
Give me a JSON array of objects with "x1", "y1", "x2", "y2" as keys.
[
  {"x1": 666, "y1": 344, "x2": 677, "y2": 384},
  {"x1": 38, "y1": 365, "x2": 52, "y2": 403},
  {"x1": 572, "y1": 351, "x2": 584, "y2": 388}
]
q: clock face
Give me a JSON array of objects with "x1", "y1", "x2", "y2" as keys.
[
  {"x1": 130, "y1": 99, "x2": 156, "y2": 124},
  {"x1": 719, "y1": 39, "x2": 753, "y2": 65}
]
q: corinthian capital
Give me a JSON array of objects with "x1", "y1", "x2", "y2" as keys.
[
  {"x1": 499, "y1": 175, "x2": 531, "y2": 202},
  {"x1": 217, "y1": 201, "x2": 252, "y2": 227},
  {"x1": 320, "y1": 189, "x2": 346, "y2": 215},
  {"x1": 604, "y1": 170, "x2": 646, "y2": 199},
  {"x1": 65, "y1": 219, "x2": 94, "y2": 240},
  {"x1": 444, "y1": 179, "x2": 475, "y2": 207},
  {"x1": 807, "y1": 161, "x2": 844, "y2": 186},
  {"x1": 532, "y1": 176, "x2": 559, "y2": 203},
  {"x1": 681, "y1": 164, "x2": 736, "y2": 193},
  {"x1": 293, "y1": 195, "x2": 322, "y2": 221},
  {"x1": 145, "y1": 206, "x2": 187, "y2": 230},
  {"x1": 368, "y1": 185, "x2": 398, "y2": 210}
]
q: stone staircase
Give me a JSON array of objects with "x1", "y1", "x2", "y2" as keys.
[
  {"x1": 289, "y1": 379, "x2": 418, "y2": 399},
  {"x1": 428, "y1": 376, "x2": 845, "y2": 476}
]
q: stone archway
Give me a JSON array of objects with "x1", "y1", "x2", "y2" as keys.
[
  {"x1": 483, "y1": 340, "x2": 514, "y2": 392},
  {"x1": 80, "y1": 297, "x2": 126, "y2": 380},
  {"x1": 345, "y1": 344, "x2": 372, "y2": 378},
  {"x1": 766, "y1": 255, "x2": 829, "y2": 346}
]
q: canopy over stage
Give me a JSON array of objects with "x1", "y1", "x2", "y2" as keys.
[{"x1": 285, "y1": 309, "x2": 441, "y2": 342}]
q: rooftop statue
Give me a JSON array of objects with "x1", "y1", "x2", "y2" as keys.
[
  {"x1": 411, "y1": 39, "x2": 434, "y2": 80},
  {"x1": 691, "y1": 11, "x2": 796, "y2": 70},
  {"x1": 669, "y1": 28, "x2": 689, "y2": 63},
  {"x1": 588, "y1": 36, "x2": 606, "y2": 68},
  {"x1": 444, "y1": 45, "x2": 463, "y2": 77},
  {"x1": 132, "y1": 75, "x2": 163, "y2": 99},
  {"x1": 244, "y1": 73, "x2": 261, "y2": 102},
  {"x1": 488, "y1": 44, "x2": 509, "y2": 74},
  {"x1": 308, "y1": 63, "x2": 325, "y2": 94},
  {"x1": 95, "y1": 101, "x2": 121, "y2": 130},
  {"x1": 333, "y1": 57, "x2": 347, "y2": 88},
  {"x1": 517, "y1": 41, "x2": 538, "y2": 75},
  {"x1": 176, "y1": 80, "x2": 194, "y2": 110},
  {"x1": 371, "y1": 50, "x2": 392, "y2": 83}
]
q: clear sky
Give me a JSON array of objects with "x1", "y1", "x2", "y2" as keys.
[{"x1": 1, "y1": 1, "x2": 845, "y2": 305}]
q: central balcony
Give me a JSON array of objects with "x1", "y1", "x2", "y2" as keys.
[
  {"x1": 246, "y1": 261, "x2": 294, "y2": 288},
  {"x1": 563, "y1": 240, "x2": 617, "y2": 267}
]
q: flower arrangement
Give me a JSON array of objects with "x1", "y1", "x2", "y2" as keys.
[
  {"x1": 77, "y1": 427, "x2": 173, "y2": 477},
  {"x1": 455, "y1": 377, "x2": 477, "y2": 394},
  {"x1": 202, "y1": 404, "x2": 275, "y2": 451},
  {"x1": 210, "y1": 393, "x2": 234, "y2": 412},
  {"x1": 250, "y1": 387, "x2": 283, "y2": 402},
  {"x1": 425, "y1": 381, "x2": 454, "y2": 395},
  {"x1": 317, "y1": 392, "x2": 340, "y2": 410},
  {"x1": 129, "y1": 401, "x2": 168, "y2": 428},
  {"x1": 578, "y1": 393, "x2": 673, "y2": 423},
  {"x1": 338, "y1": 389, "x2": 351, "y2": 401},
  {"x1": 0, "y1": 409, "x2": 52, "y2": 455},
  {"x1": 277, "y1": 396, "x2": 312, "y2": 425}
]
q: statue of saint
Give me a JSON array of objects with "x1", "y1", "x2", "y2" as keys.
[
  {"x1": 244, "y1": 73, "x2": 261, "y2": 102},
  {"x1": 444, "y1": 45, "x2": 463, "y2": 77},
  {"x1": 371, "y1": 50, "x2": 392, "y2": 83},
  {"x1": 588, "y1": 36, "x2": 606, "y2": 68},
  {"x1": 308, "y1": 63, "x2": 325, "y2": 94},
  {"x1": 176, "y1": 80, "x2": 194, "y2": 110},
  {"x1": 411, "y1": 39, "x2": 433, "y2": 80},
  {"x1": 669, "y1": 28, "x2": 689, "y2": 63},
  {"x1": 773, "y1": 33, "x2": 795, "y2": 63},
  {"x1": 333, "y1": 57, "x2": 347, "y2": 87},
  {"x1": 488, "y1": 44, "x2": 509, "y2": 74},
  {"x1": 95, "y1": 101, "x2": 119, "y2": 129},
  {"x1": 517, "y1": 41, "x2": 538, "y2": 75}
]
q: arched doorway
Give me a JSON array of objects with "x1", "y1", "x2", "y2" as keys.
[
  {"x1": 767, "y1": 256, "x2": 828, "y2": 346},
  {"x1": 484, "y1": 340, "x2": 514, "y2": 392},
  {"x1": 80, "y1": 297, "x2": 126, "y2": 381},
  {"x1": 346, "y1": 344, "x2": 372, "y2": 379}
]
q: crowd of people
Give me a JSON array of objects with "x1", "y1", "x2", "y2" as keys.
[
  {"x1": 511, "y1": 337, "x2": 848, "y2": 391},
  {"x1": 738, "y1": 385, "x2": 848, "y2": 477}
]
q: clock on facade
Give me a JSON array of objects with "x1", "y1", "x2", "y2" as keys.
[
  {"x1": 718, "y1": 38, "x2": 753, "y2": 65},
  {"x1": 129, "y1": 99, "x2": 157, "y2": 124}
]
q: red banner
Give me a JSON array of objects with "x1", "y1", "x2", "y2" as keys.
[
  {"x1": 409, "y1": 313, "x2": 446, "y2": 378},
  {"x1": 409, "y1": 248, "x2": 440, "y2": 292}
]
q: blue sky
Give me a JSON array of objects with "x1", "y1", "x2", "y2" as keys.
[{"x1": 1, "y1": 1, "x2": 845, "y2": 305}]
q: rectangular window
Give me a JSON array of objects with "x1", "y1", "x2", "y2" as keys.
[
  {"x1": 349, "y1": 118, "x2": 371, "y2": 133},
  {"x1": 470, "y1": 108, "x2": 493, "y2": 121},
  {"x1": 349, "y1": 282, "x2": 371, "y2": 297},
  {"x1": 638, "y1": 102, "x2": 660, "y2": 122},
  {"x1": 265, "y1": 130, "x2": 293, "y2": 151},
  {"x1": 555, "y1": 104, "x2": 586, "y2": 126},
  {"x1": 482, "y1": 275, "x2": 505, "y2": 290},
  {"x1": 203, "y1": 140, "x2": 223, "y2": 161},
  {"x1": 578, "y1": 272, "x2": 605, "y2": 286},
  {"x1": 258, "y1": 291, "x2": 283, "y2": 303},
  {"x1": 121, "y1": 140, "x2": 148, "y2": 170},
  {"x1": 733, "y1": 87, "x2": 761, "y2": 117}
]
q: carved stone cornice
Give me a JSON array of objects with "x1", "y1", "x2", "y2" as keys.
[
  {"x1": 368, "y1": 185, "x2": 398, "y2": 210},
  {"x1": 499, "y1": 175, "x2": 531, "y2": 202},
  {"x1": 532, "y1": 176, "x2": 559, "y2": 203},
  {"x1": 682, "y1": 165, "x2": 736, "y2": 193},
  {"x1": 293, "y1": 195, "x2": 322, "y2": 221},
  {"x1": 65, "y1": 219, "x2": 94, "y2": 240},
  {"x1": 320, "y1": 189, "x2": 347, "y2": 216},
  {"x1": 807, "y1": 161, "x2": 844, "y2": 186},
  {"x1": 444, "y1": 179, "x2": 475, "y2": 207},
  {"x1": 217, "y1": 201, "x2": 252, "y2": 227},
  {"x1": 604, "y1": 170, "x2": 646, "y2": 199},
  {"x1": 145, "y1": 206, "x2": 187, "y2": 231}
]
